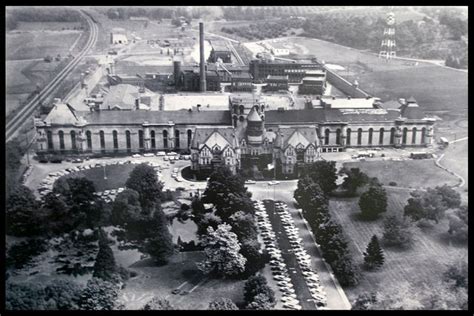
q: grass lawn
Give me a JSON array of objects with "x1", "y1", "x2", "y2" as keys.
[
  {"x1": 438, "y1": 142, "x2": 469, "y2": 200},
  {"x1": 289, "y1": 37, "x2": 467, "y2": 123},
  {"x1": 6, "y1": 31, "x2": 82, "y2": 60},
  {"x1": 60, "y1": 164, "x2": 138, "y2": 192},
  {"x1": 342, "y1": 159, "x2": 459, "y2": 189},
  {"x1": 118, "y1": 251, "x2": 246, "y2": 310},
  {"x1": 329, "y1": 190, "x2": 468, "y2": 303}
]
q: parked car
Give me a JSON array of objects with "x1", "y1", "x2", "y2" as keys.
[
  {"x1": 50, "y1": 155, "x2": 63, "y2": 163},
  {"x1": 245, "y1": 180, "x2": 257, "y2": 184},
  {"x1": 156, "y1": 151, "x2": 166, "y2": 156},
  {"x1": 72, "y1": 158, "x2": 83, "y2": 163}
]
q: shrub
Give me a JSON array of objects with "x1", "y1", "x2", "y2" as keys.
[{"x1": 6, "y1": 239, "x2": 47, "y2": 269}]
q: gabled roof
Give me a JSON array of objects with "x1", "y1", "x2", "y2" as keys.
[
  {"x1": 44, "y1": 102, "x2": 79, "y2": 125},
  {"x1": 191, "y1": 127, "x2": 238, "y2": 150},
  {"x1": 101, "y1": 84, "x2": 140, "y2": 110},
  {"x1": 274, "y1": 126, "x2": 319, "y2": 149}
]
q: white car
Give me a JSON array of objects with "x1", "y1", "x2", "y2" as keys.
[
  {"x1": 245, "y1": 180, "x2": 257, "y2": 184},
  {"x1": 156, "y1": 151, "x2": 166, "y2": 156},
  {"x1": 143, "y1": 153, "x2": 154, "y2": 157},
  {"x1": 163, "y1": 156, "x2": 169, "y2": 161},
  {"x1": 267, "y1": 181, "x2": 280, "y2": 186},
  {"x1": 132, "y1": 154, "x2": 142, "y2": 158},
  {"x1": 167, "y1": 151, "x2": 177, "y2": 156}
]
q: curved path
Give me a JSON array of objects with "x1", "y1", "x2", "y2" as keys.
[{"x1": 6, "y1": 10, "x2": 99, "y2": 141}]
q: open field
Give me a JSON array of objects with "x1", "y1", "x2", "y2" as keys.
[
  {"x1": 16, "y1": 21, "x2": 83, "y2": 31},
  {"x1": 329, "y1": 190, "x2": 468, "y2": 303},
  {"x1": 6, "y1": 31, "x2": 82, "y2": 60},
  {"x1": 342, "y1": 159, "x2": 459, "y2": 189}
]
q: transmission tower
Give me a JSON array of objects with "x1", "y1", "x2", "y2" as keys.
[{"x1": 379, "y1": 8, "x2": 396, "y2": 60}]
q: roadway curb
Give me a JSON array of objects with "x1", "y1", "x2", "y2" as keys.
[
  {"x1": 296, "y1": 209, "x2": 352, "y2": 310},
  {"x1": 434, "y1": 153, "x2": 465, "y2": 188}
]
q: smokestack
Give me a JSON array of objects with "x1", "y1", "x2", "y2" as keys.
[
  {"x1": 199, "y1": 22, "x2": 206, "y2": 92},
  {"x1": 173, "y1": 60, "x2": 181, "y2": 88}
]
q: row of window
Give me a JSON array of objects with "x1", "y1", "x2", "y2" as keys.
[
  {"x1": 46, "y1": 129, "x2": 193, "y2": 151},
  {"x1": 323, "y1": 127, "x2": 428, "y2": 146}
]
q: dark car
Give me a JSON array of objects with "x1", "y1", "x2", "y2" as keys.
[
  {"x1": 50, "y1": 155, "x2": 63, "y2": 163},
  {"x1": 37, "y1": 155, "x2": 49, "y2": 163}
]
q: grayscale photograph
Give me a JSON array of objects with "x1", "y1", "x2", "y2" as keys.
[{"x1": 5, "y1": 5, "x2": 468, "y2": 311}]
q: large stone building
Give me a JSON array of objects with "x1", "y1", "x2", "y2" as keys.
[{"x1": 35, "y1": 96, "x2": 435, "y2": 176}]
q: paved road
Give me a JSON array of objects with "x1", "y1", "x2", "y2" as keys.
[
  {"x1": 6, "y1": 10, "x2": 98, "y2": 141},
  {"x1": 250, "y1": 184, "x2": 351, "y2": 310},
  {"x1": 263, "y1": 200, "x2": 318, "y2": 310}
]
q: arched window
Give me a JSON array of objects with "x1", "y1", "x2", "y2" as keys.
[
  {"x1": 58, "y1": 130, "x2": 65, "y2": 151},
  {"x1": 368, "y1": 128, "x2": 373, "y2": 145},
  {"x1": 421, "y1": 127, "x2": 427, "y2": 144},
  {"x1": 402, "y1": 127, "x2": 408, "y2": 145},
  {"x1": 239, "y1": 116, "x2": 245, "y2": 122},
  {"x1": 233, "y1": 104, "x2": 239, "y2": 114},
  {"x1": 125, "y1": 131, "x2": 131, "y2": 152},
  {"x1": 261, "y1": 104, "x2": 265, "y2": 112},
  {"x1": 187, "y1": 129, "x2": 192, "y2": 148},
  {"x1": 324, "y1": 129, "x2": 330, "y2": 145},
  {"x1": 412, "y1": 127, "x2": 417, "y2": 144},
  {"x1": 47, "y1": 131, "x2": 54, "y2": 150},
  {"x1": 336, "y1": 129, "x2": 341, "y2": 145},
  {"x1": 175, "y1": 130, "x2": 180, "y2": 148},
  {"x1": 390, "y1": 127, "x2": 396, "y2": 145},
  {"x1": 357, "y1": 128, "x2": 362, "y2": 145},
  {"x1": 346, "y1": 128, "x2": 351, "y2": 145},
  {"x1": 233, "y1": 115, "x2": 238, "y2": 127},
  {"x1": 100, "y1": 130, "x2": 105, "y2": 153},
  {"x1": 239, "y1": 104, "x2": 244, "y2": 115},
  {"x1": 151, "y1": 130, "x2": 156, "y2": 149},
  {"x1": 70, "y1": 131, "x2": 77, "y2": 151},
  {"x1": 138, "y1": 130, "x2": 144, "y2": 150},
  {"x1": 379, "y1": 128, "x2": 384, "y2": 145},
  {"x1": 86, "y1": 131, "x2": 92, "y2": 150},
  {"x1": 113, "y1": 130, "x2": 118, "y2": 151},
  {"x1": 163, "y1": 130, "x2": 168, "y2": 148}
]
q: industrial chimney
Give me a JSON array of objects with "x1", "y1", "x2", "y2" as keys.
[
  {"x1": 199, "y1": 22, "x2": 206, "y2": 92},
  {"x1": 173, "y1": 60, "x2": 181, "y2": 89}
]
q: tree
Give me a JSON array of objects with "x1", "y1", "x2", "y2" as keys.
[
  {"x1": 294, "y1": 176, "x2": 328, "y2": 213},
  {"x1": 382, "y1": 215, "x2": 414, "y2": 249},
  {"x1": 198, "y1": 224, "x2": 246, "y2": 277},
  {"x1": 435, "y1": 184, "x2": 461, "y2": 209},
  {"x1": 6, "y1": 185, "x2": 43, "y2": 236},
  {"x1": 363, "y1": 235, "x2": 385, "y2": 270},
  {"x1": 228, "y1": 211, "x2": 258, "y2": 241},
  {"x1": 340, "y1": 167, "x2": 369, "y2": 196},
  {"x1": 443, "y1": 260, "x2": 468, "y2": 289},
  {"x1": 143, "y1": 208, "x2": 174, "y2": 265},
  {"x1": 44, "y1": 280, "x2": 82, "y2": 310},
  {"x1": 359, "y1": 184, "x2": 387, "y2": 220},
  {"x1": 5, "y1": 281, "x2": 52, "y2": 310},
  {"x1": 243, "y1": 274, "x2": 275, "y2": 306},
  {"x1": 93, "y1": 230, "x2": 118, "y2": 282},
  {"x1": 41, "y1": 192, "x2": 74, "y2": 234},
  {"x1": 142, "y1": 297, "x2": 174, "y2": 310},
  {"x1": 208, "y1": 297, "x2": 239, "y2": 310},
  {"x1": 240, "y1": 239, "x2": 269, "y2": 277},
  {"x1": 305, "y1": 160, "x2": 338, "y2": 195},
  {"x1": 331, "y1": 251, "x2": 360, "y2": 286},
  {"x1": 111, "y1": 189, "x2": 142, "y2": 226},
  {"x1": 246, "y1": 293, "x2": 275, "y2": 310},
  {"x1": 196, "y1": 212, "x2": 222, "y2": 236},
  {"x1": 78, "y1": 278, "x2": 121, "y2": 310},
  {"x1": 125, "y1": 163, "x2": 164, "y2": 208},
  {"x1": 447, "y1": 205, "x2": 468, "y2": 242},
  {"x1": 404, "y1": 188, "x2": 448, "y2": 224}
]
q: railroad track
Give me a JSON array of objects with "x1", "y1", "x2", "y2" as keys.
[{"x1": 6, "y1": 10, "x2": 99, "y2": 142}]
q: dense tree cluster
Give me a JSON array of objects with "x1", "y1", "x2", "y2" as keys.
[
  {"x1": 294, "y1": 162, "x2": 359, "y2": 286},
  {"x1": 447, "y1": 205, "x2": 468, "y2": 243},
  {"x1": 198, "y1": 166, "x2": 268, "y2": 277},
  {"x1": 340, "y1": 167, "x2": 370, "y2": 196},
  {"x1": 125, "y1": 163, "x2": 164, "y2": 209},
  {"x1": 208, "y1": 297, "x2": 239, "y2": 310},
  {"x1": 243, "y1": 274, "x2": 276, "y2": 310},
  {"x1": 404, "y1": 185, "x2": 461, "y2": 224},
  {"x1": 142, "y1": 297, "x2": 174, "y2": 310}
]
